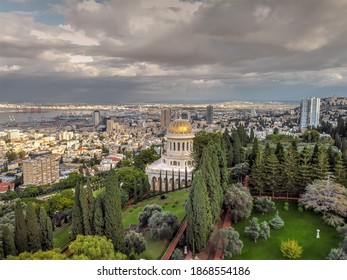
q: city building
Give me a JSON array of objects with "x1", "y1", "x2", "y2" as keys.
[
  {"x1": 181, "y1": 111, "x2": 191, "y2": 121},
  {"x1": 23, "y1": 156, "x2": 59, "y2": 186},
  {"x1": 160, "y1": 108, "x2": 171, "y2": 129},
  {"x1": 7, "y1": 130, "x2": 21, "y2": 141},
  {"x1": 300, "y1": 97, "x2": 321, "y2": 129},
  {"x1": 93, "y1": 110, "x2": 101, "y2": 127},
  {"x1": 206, "y1": 105, "x2": 213, "y2": 125},
  {"x1": 146, "y1": 119, "x2": 194, "y2": 191},
  {"x1": 58, "y1": 131, "x2": 74, "y2": 141},
  {"x1": 250, "y1": 107, "x2": 258, "y2": 117},
  {"x1": 106, "y1": 119, "x2": 114, "y2": 133}
]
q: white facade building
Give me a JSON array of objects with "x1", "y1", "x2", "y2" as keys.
[
  {"x1": 300, "y1": 97, "x2": 321, "y2": 129},
  {"x1": 146, "y1": 119, "x2": 194, "y2": 191}
]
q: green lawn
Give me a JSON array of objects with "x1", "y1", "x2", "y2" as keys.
[
  {"x1": 53, "y1": 224, "x2": 71, "y2": 249},
  {"x1": 136, "y1": 232, "x2": 167, "y2": 260},
  {"x1": 231, "y1": 200, "x2": 341, "y2": 260},
  {"x1": 123, "y1": 189, "x2": 189, "y2": 229}
]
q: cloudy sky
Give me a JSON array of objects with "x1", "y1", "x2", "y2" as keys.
[{"x1": 1, "y1": 0, "x2": 347, "y2": 104}]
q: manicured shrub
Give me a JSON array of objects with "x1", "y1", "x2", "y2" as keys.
[
  {"x1": 280, "y1": 240, "x2": 303, "y2": 259},
  {"x1": 170, "y1": 249, "x2": 183, "y2": 260},
  {"x1": 283, "y1": 205, "x2": 289, "y2": 211},
  {"x1": 298, "y1": 206, "x2": 304, "y2": 212},
  {"x1": 259, "y1": 221, "x2": 271, "y2": 240},
  {"x1": 253, "y1": 197, "x2": 275, "y2": 214},
  {"x1": 269, "y1": 211, "x2": 284, "y2": 229}
]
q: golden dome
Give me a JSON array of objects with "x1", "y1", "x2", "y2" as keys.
[{"x1": 168, "y1": 119, "x2": 192, "y2": 134}]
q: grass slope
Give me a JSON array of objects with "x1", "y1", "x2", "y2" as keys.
[
  {"x1": 123, "y1": 189, "x2": 189, "y2": 229},
  {"x1": 53, "y1": 224, "x2": 71, "y2": 249},
  {"x1": 231, "y1": 201, "x2": 341, "y2": 260}
]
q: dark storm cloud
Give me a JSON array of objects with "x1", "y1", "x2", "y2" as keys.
[
  {"x1": 1, "y1": 0, "x2": 347, "y2": 103},
  {"x1": 117, "y1": 0, "x2": 347, "y2": 71},
  {"x1": 0, "y1": 74, "x2": 153, "y2": 103}
]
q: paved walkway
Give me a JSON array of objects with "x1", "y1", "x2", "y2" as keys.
[
  {"x1": 191, "y1": 209, "x2": 231, "y2": 260},
  {"x1": 161, "y1": 217, "x2": 187, "y2": 260}
]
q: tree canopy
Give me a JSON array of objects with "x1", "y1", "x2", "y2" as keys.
[{"x1": 300, "y1": 179, "x2": 347, "y2": 227}]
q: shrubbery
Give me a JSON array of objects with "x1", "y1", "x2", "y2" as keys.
[
  {"x1": 253, "y1": 197, "x2": 275, "y2": 214},
  {"x1": 280, "y1": 240, "x2": 303, "y2": 259},
  {"x1": 268, "y1": 211, "x2": 284, "y2": 229}
]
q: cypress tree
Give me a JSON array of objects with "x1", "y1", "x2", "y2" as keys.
[
  {"x1": 186, "y1": 170, "x2": 212, "y2": 254},
  {"x1": 217, "y1": 136, "x2": 229, "y2": 192},
  {"x1": 2, "y1": 225, "x2": 17, "y2": 257},
  {"x1": 14, "y1": 201, "x2": 28, "y2": 253},
  {"x1": 104, "y1": 170, "x2": 124, "y2": 252},
  {"x1": 223, "y1": 128, "x2": 233, "y2": 167},
  {"x1": 71, "y1": 185, "x2": 84, "y2": 240},
  {"x1": 178, "y1": 170, "x2": 181, "y2": 190},
  {"x1": 39, "y1": 207, "x2": 53, "y2": 251},
  {"x1": 144, "y1": 175, "x2": 150, "y2": 199},
  {"x1": 25, "y1": 202, "x2": 41, "y2": 253},
  {"x1": 159, "y1": 170, "x2": 163, "y2": 194},
  {"x1": 94, "y1": 194, "x2": 105, "y2": 236},
  {"x1": 200, "y1": 146, "x2": 223, "y2": 224},
  {"x1": 165, "y1": 170, "x2": 169, "y2": 193},
  {"x1": 86, "y1": 183, "x2": 95, "y2": 234},
  {"x1": 232, "y1": 130, "x2": 242, "y2": 165},
  {"x1": 185, "y1": 166, "x2": 188, "y2": 188},
  {"x1": 79, "y1": 187, "x2": 92, "y2": 235},
  {"x1": 171, "y1": 169, "x2": 175, "y2": 192},
  {"x1": 152, "y1": 177, "x2": 156, "y2": 194},
  {"x1": 139, "y1": 179, "x2": 144, "y2": 201},
  {"x1": 249, "y1": 137, "x2": 259, "y2": 168},
  {"x1": 133, "y1": 179, "x2": 138, "y2": 203},
  {"x1": 275, "y1": 141, "x2": 285, "y2": 163}
]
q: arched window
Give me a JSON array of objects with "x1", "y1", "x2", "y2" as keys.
[
  {"x1": 173, "y1": 142, "x2": 176, "y2": 151},
  {"x1": 178, "y1": 142, "x2": 180, "y2": 151},
  {"x1": 173, "y1": 161, "x2": 177, "y2": 166},
  {"x1": 182, "y1": 142, "x2": 185, "y2": 151},
  {"x1": 170, "y1": 142, "x2": 172, "y2": 150},
  {"x1": 178, "y1": 162, "x2": 180, "y2": 166},
  {"x1": 187, "y1": 142, "x2": 189, "y2": 151}
]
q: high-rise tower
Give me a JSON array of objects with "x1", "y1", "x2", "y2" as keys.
[
  {"x1": 300, "y1": 97, "x2": 321, "y2": 129},
  {"x1": 93, "y1": 110, "x2": 101, "y2": 127},
  {"x1": 160, "y1": 108, "x2": 171, "y2": 129},
  {"x1": 206, "y1": 105, "x2": 213, "y2": 125}
]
